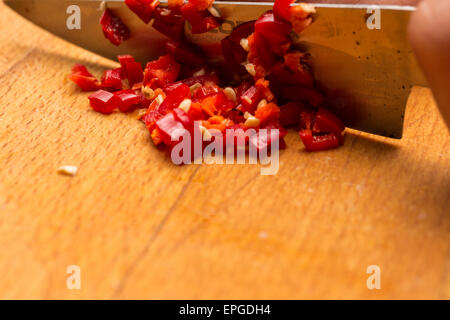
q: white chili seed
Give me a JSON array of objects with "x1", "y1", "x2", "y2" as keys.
[
  {"x1": 155, "y1": 94, "x2": 164, "y2": 105},
  {"x1": 242, "y1": 96, "x2": 252, "y2": 105},
  {"x1": 257, "y1": 99, "x2": 267, "y2": 110},
  {"x1": 207, "y1": 6, "x2": 221, "y2": 18},
  {"x1": 189, "y1": 82, "x2": 202, "y2": 95},
  {"x1": 193, "y1": 68, "x2": 206, "y2": 77},
  {"x1": 160, "y1": 9, "x2": 171, "y2": 16},
  {"x1": 142, "y1": 86, "x2": 155, "y2": 100},
  {"x1": 200, "y1": 125, "x2": 212, "y2": 141},
  {"x1": 245, "y1": 63, "x2": 256, "y2": 76},
  {"x1": 240, "y1": 38, "x2": 249, "y2": 52},
  {"x1": 178, "y1": 98, "x2": 192, "y2": 113},
  {"x1": 244, "y1": 115, "x2": 260, "y2": 128},
  {"x1": 57, "y1": 165, "x2": 78, "y2": 176},
  {"x1": 223, "y1": 87, "x2": 237, "y2": 103}
]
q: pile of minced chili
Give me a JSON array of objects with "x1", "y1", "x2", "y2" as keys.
[{"x1": 69, "y1": 0, "x2": 345, "y2": 160}]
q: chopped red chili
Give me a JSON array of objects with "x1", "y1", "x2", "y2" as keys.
[
  {"x1": 180, "y1": 74, "x2": 219, "y2": 87},
  {"x1": 273, "y1": 0, "x2": 294, "y2": 22},
  {"x1": 254, "y1": 11, "x2": 292, "y2": 55},
  {"x1": 69, "y1": 64, "x2": 100, "y2": 91},
  {"x1": 118, "y1": 55, "x2": 136, "y2": 75},
  {"x1": 88, "y1": 90, "x2": 121, "y2": 114},
  {"x1": 144, "y1": 54, "x2": 181, "y2": 88},
  {"x1": 279, "y1": 102, "x2": 304, "y2": 127},
  {"x1": 155, "y1": 112, "x2": 188, "y2": 146},
  {"x1": 180, "y1": 3, "x2": 222, "y2": 34},
  {"x1": 165, "y1": 40, "x2": 206, "y2": 67},
  {"x1": 114, "y1": 90, "x2": 141, "y2": 112},
  {"x1": 221, "y1": 20, "x2": 255, "y2": 77},
  {"x1": 249, "y1": 125, "x2": 286, "y2": 152},
  {"x1": 158, "y1": 82, "x2": 190, "y2": 114},
  {"x1": 299, "y1": 130, "x2": 342, "y2": 152},
  {"x1": 100, "y1": 9, "x2": 131, "y2": 46},
  {"x1": 283, "y1": 86, "x2": 324, "y2": 107},
  {"x1": 188, "y1": 0, "x2": 214, "y2": 11},
  {"x1": 297, "y1": 107, "x2": 345, "y2": 151},
  {"x1": 254, "y1": 103, "x2": 280, "y2": 126},
  {"x1": 101, "y1": 68, "x2": 123, "y2": 90},
  {"x1": 71, "y1": 0, "x2": 346, "y2": 161},
  {"x1": 240, "y1": 85, "x2": 262, "y2": 113},
  {"x1": 72, "y1": 64, "x2": 94, "y2": 78},
  {"x1": 125, "y1": 0, "x2": 160, "y2": 24},
  {"x1": 124, "y1": 61, "x2": 144, "y2": 87},
  {"x1": 228, "y1": 21, "x2": 255, "y2": 45},
  {"x1": 152, "y1": 7, "x2": 186, "y2": 41}
]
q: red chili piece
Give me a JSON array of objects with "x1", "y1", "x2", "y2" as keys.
[
  {"x1": 114, "y1": 90, "x2": 141, "y2": 112},
  {"x1": 180, "y1": 3, "x2": 222, "y2": 34},
  {"x1": 101, "y1": 68, "x2": 123, "y2": 90},
  {"x1": 239, "y1": 85, "x2": 262, "y2": 113},
  {"x1": 69, "y1": 64, "x2": 100, "y2": 91},
  {"x1": 298, "y1": 107, "x2": 345, "y2": 151},
  {"x1": 100, "y1": 9, "x2": 131, "y2": 46},
  {"x1": 152, "y1": 7, "x2": 186, "y2": 41},
  {"x1": 144, "y1": 54, "x2": 181, "y2": 88},
  {"x1": 221, "y1": 21, "x2": 255, "y2": 76},
  {"x1": 155, "y1": 112, "x2": 188, "y2": 146},
  {"x1": 299, "y1": 130, "x2": 341, "y2": 152},
  {"x1": 88, "y1": 90, "x2": 121, "y2": 114},
  {"x1": 165, "y1": 40, "x2": 205, "y2": 66},
  {"x1": 158, "y1": 82, "x2": 190, "y2": 114},
  {"x1": 254, "y1": 11, "x2": 291, "y2": 53},
  {"x1": 273, "y1": 0, "x2": 294, "y2": 22},
  {"x1": 125, "y1": 0, "x2": 160, "y2": 24},
  {"x1": 124, "y1": 61, "x2": 144, "y2": 87}
]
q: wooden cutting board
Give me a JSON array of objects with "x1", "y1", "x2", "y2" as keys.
[{"x1": 0, "y1": 3, "x2": 449, "y2": 299}]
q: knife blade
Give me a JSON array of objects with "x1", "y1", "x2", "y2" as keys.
[{"x1": 4, "y1": 0, "x2": 427, "y2": 138}]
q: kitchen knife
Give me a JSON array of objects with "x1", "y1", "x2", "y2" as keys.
[{"x1": 3, "y1": 0, "x2": 427, "y2": 138}]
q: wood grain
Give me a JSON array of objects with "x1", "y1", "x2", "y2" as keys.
[{"x1": 0, "y1": 2, "x2": 449, "y2": 299}]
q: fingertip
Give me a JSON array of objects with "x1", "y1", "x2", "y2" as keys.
[
  {"x1": 408, "y1": 0, "x2": 450, "y2": 128},
  {"x1": 409, "y1": 0, "x2": 450, "y2": 49}
]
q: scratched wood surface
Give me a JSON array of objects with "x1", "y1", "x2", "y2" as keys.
[{"x1": 0, "y1": 3, "x2": 449, "y2": 299}]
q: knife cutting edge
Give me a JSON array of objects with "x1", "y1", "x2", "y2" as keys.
[{"x1": 3, "y1": 0, "x2": 427, "y2": 138}]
